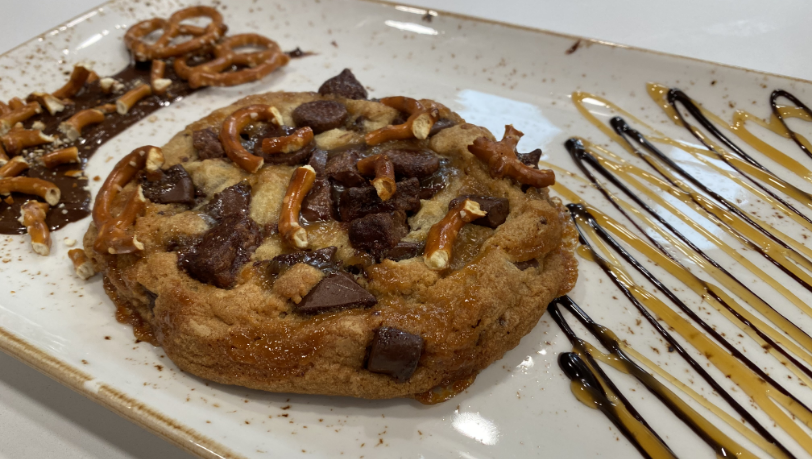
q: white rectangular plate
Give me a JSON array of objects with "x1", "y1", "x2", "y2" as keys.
[{"x1": 2, "y1": 0, "x2": 812, "y2": 458}]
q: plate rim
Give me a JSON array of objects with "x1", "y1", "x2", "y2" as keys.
[{"x1": 2, "y1": 1, "x2": 811, "y2": 458}]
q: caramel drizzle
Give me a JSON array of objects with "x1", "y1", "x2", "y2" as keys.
[{"x1": 568, "y1": 204, "x2": 811, "y2": 456}]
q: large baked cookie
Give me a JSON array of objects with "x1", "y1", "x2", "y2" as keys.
[{"x1": 83, "y1": 69, "x2": 577, "y2": 401}]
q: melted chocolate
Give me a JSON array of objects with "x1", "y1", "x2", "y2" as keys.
[{"x1": 0, "y1": 60, "x2": 198, "y2": 234}]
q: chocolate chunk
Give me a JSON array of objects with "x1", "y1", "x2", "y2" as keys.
[
  {"x1": 448, "y1": 195, "x2": 509, "y2": 228},
  {"x1": 301, "y1": 178, "x2": 334, "y2": 222},
  {"x1": 349, "y1": 211, "x2": 409, "y2": 256},
  {"x1": 382, "y1": 241, "x2": 425, "y2": 261},
  {"x1": 366, "y1": 327, "x2": 423, "y2": 382},
  {"x1": 292, "y1": 100, "x2": 348, "y2": 134},
  {"x1": 192, "y1": 128, "x2": 225, "y2": 160},
  {"x1": 265, "y1": 246, "x2": 340, "y2": 275},
  {"x1": 517, "y1": 148, "x2": 541, "y2": 169},
  {"x1": 326, "y1": 149, "x2": 366, "y2": 187},
  {"x1": 384, "y1": 149, "x2": 440, "y2": 178},
  {"x1": 308, "y1": 149, "x2": 329, "y2": 176},
  {"x1": 205, "y1": 181, "x2": 252, "y2": 220},
  {"x1": 513, "y1": 259, "x2": 539, "y2": 271},
  {"x1": 178, "y1": 214, "x2": 262, "y2": 289},
  {"x1": 318, "y1": 68, "x2": 367, "y2": 100},
  {"x1": 141, "y1": 164, "x2": 195, "y2": 205},
  {"x1": 144, "y1": 289, "x2": 158, "y2": 311},
  {"x1": 429, "y1": 118, "x2": 457, "y2": 137},
  {"x1": 295, "y1": 272, "x2": 377, "y2": 314},
  {"x1": 338, "y1": 177, "x2": 421, "y2": 222}
]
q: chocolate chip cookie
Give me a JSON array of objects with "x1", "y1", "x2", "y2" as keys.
[{"x1": 83, "y1": 69, "x2": 577, "y2": 402}]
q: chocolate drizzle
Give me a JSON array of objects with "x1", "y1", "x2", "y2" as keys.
[
  {"x1": 770, "y1": 89, "x2": 812, "y2": 159},
  {"x1": 0, "y1": 61, "x2": 198, "y2": 234}
]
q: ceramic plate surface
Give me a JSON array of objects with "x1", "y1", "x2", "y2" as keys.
[{"x1": 3, "y1": 0, "x2": 812, "y2": 458}]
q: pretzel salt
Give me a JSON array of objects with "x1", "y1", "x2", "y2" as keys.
[
  {"x1": 68, "y1": 248, "x2": 96, "y2": 279},
  {"x1": 19, "y1": 201, "x2": 51, "y2": 256},
  {"x1": 365, "y1": 96, "x2": 438, "y2": 146},
  {"x1": 279, "y1": 165, "x2": 316, "y2": 249},
  {"x1": 0, "y1": 177, "x2": 60, "y2": 205},
  {"x1": 0, "y1": 156, "x2": 28, "y2": 178},
  {"x1": 356, "y1": 154, "x2": 396, "y2": 201},
  {"x1": 468, "y1": 125, "x2": 555, "y2": 188},
  {"x1": 124, "y1": 6, "x2": 226, "y2": 61},
  {"x1": 219, "y1": 104, "x2": 280, "y2": 173},
  {"x1": 41, "y1": 147, "x2": 80, "y2": 168},
  {"x1": 424, "y1": 199, "x2": 487, "y2": 270}
]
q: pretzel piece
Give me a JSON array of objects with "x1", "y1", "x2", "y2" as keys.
[
  {"x1": 0, "y1": 156, "x2": 29, "y2": 177},
  {"x1": 59, "y1": 108, "x2": 105, "y2": 141},
  {"x1": 0, "y1": 101, "x2": 12, "y2": 116},
  {"x1": 7, "y1": 98, "x2": 24, "y2": 111},
  {"x1": 124, "y1": 6, "x2": 226, "y2": 61},
  {"x1": 0, "y1": 177, "x2": 60, "y2": 205},
  {"x1": 150, "y1": 60, "x2": 172, "y2": 95},
  {"x1": 1, "y1": 128, "x2": 54, "y2": 154},
  {"x1": 260, "y1": 127, "x2": 314, "y2": 155},
  {"x1": 52, "y1": 65, "x2": 91, "y2": 100},
  {"x1": 0, "y1": 102, "x2": 42, "y2": 135},
  {"x1": 356, "y1": 154, "x2": 396, "y2": 201},
  {"x1": 92, "y1": 146, "x2": 162, "y2": 228},
  {"x1": 41, "y1": 147, "x2": 80, "y2": 168},
  {"x1": 116, "y1": 84, "x2": 152, "y2": 115},
  {"x1": 19, "y1": 201, "x2": 51, "y2": 256},
  {"x1": 68, "y1": 248, "x2": 96, "y2": 279},
  {"x1": 279, "y1": 165, "x2": 316, "y2": 249},
  {"x1": 94, "y1": 185, "x2": 146, "y2": 254},
  {"x1": 468, "y1": 125, "x2": 555, "y2": 188},
  {"x1": 220, "y1": 104, "x2": 279, "y2": 173},
  {"x1": 27, "y1": 92, "x2": 65, "y2": 115},
  {"x1": 184, "y1": 33, "x2": 290, "y2": 88},
  {"x1": 424, "y1": 199, "x2": 487, "y2": 270},
  {"x1": 365, "y1": 97, "x2": 438, "y2": 146}
]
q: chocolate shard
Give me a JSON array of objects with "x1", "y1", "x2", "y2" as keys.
[
  {"x1": 384, "y1": 149, "x2": 440, "y2": 179},
  {"x1": 448, "y1": 195, "x2": 509, "y2": 229},
  {"x1": 366, "y1": 327, "x2": 424, "y2": 383},
  {"x1": 292, "y1": 100, "x2": 348, "y2": 134},
  {"x1": 381, "y1": 240, "x2": 425, "y2": 261},
  {"x1": 295, "y1": 271, "x2": 377, "y2": 314},
  {"x1": 513, "y1": 258, "x2": 539, "y2": 271},
  {"x1": 318, "y1": 68, "x2": 368, "y2": 100},
  {"x1": 178, "y1": 214, "x2": 262, "y2": 289},
  {"x1": 205, "y1": 181, "x2": 252, "y2": 221},
  {"x1": 308, "y1": 148, "x2": 329, "y2": 176},
  {"x1": 338, "y1": 177, "x2": 421, "y2": 222},
  {"x1": 428, "y1": 118, "x2": 457, "y2": 137},
  {"x1": 517, "y1": 148, "x2": 542, "y2": 170},
  {"x1": 265, "y1": 246, "x2": 339, "y2": 275},
  {"x1": 326, "y1": 149, "x2": 366, "y2": 187},
  {"x1": 349, "y1": 211, "x2": 409, "y2": 256},
  {"x1": 192, "y1": 128, "x2": 225, "y2": 160},
  {"x1": 142, "y1": 164, "x2": 196, "y2": 205},
  {"x1": 301, "y1": 178, "x2": 335, "y2": 222}
]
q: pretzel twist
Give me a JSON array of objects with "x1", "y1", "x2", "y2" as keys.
[
  {"x1": 59, "y1": 108, "x2": 105, "y2": 141},
  {"x1": 150, "y1": 60, "x2": 172, "y2": 95},
  {"x1": 0, "y1": 156, "x2": 29, "y2": 177},
  {"x1": 116, "y1": 84, "x2": 152, "y2": 115},
  {"x1": 279, "y1": 165, "x2": 316, "y2": 249},
  {"x1": 68, "y1": 248, "x2": 96, "y2": 280},
  {"x1": 20, "y1": 201, "x2": 51, "y2": 256},
  {"x1": 1, "y1": 128, "x2": 54, "y2": 154},
  {"x1": 0, "y1": 102, "x2": 42, "y2": 135},
  {"x1": 468, "y1": 125, "x2": 555, "y2": 188},
  {"x1": 260, "y1": 127, "x2": 313, "y2": 155},
  {"x1": 356, "y1": 154, "x2": 396, "y2": 201},
  {"x1": 124, "y1": 7, "x2": 226, "y2": 61},
  {"x1": 219, "y1": 104, "x2": 279, "y2": 173},
  {"x1": 365, "y1": 96, "x2": 438, "y2": 146},
  {"x1": 0, "y1": 177, "x2": 60, "y2": 205},
  {"x1": 52, "y1": 65, "x2": 91, "y2": 100},
  {"x1": 424, "y1": 199, "x2": 487, "y2": 270},
  {"x1": 41, "y1": 147, "x2": 80, "y2": 168},
  {"x1": 179, "y1": 33, "x2": 290, "y2": 88}
]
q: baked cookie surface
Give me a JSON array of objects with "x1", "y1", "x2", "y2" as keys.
[{"x1": 84, "y1": 70, "x2": 577, "y2": 401}]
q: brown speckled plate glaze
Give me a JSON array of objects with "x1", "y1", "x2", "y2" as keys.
[{"x1": 3, "y1": 0, "x2": 812, "y2": 458}]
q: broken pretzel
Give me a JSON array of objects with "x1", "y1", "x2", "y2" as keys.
[
  {"x1": 468, "y1": 125, "x2": 555, "y2": 188},
  {"x1": 365, "y1": 96, "x2": 438, "y2": 146},
  {"x1": 279, "y1": 165, "x2": 316, "y2": 249},
  {"x1": 19, "y1": 200, "x2": 51, "y2": 256},
  {"x1": 356, "y1": 154, "x2": 396, "y2": 201},
  {"x1": 68, "y1": 248, "x2": 96, "y2": 280},
  {"x1": 424, "y1": 198, "x2": 487, "y2": 270}
]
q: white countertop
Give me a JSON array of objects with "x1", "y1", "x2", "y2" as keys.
[{"x1": 1, "y1": 1, "x2": 809, "y2": 458}]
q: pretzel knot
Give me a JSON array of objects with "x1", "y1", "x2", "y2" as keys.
[
  {"x1": 124, "y1": 6, "x2": 226, "y2": 61},
  {"x1": 175, "y1": 33, "x2": 290, "y2": 88},
  {"x1": 468, "y1": 125, "x2": 555, "y2": 188}
]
